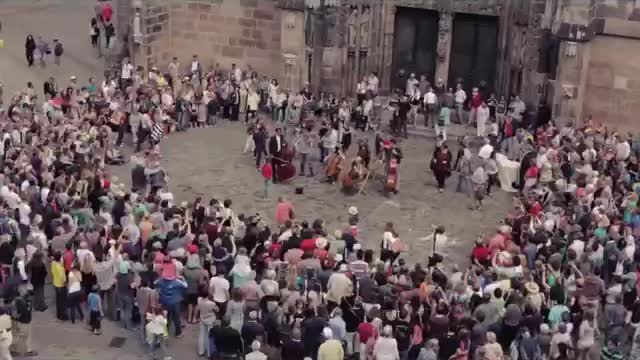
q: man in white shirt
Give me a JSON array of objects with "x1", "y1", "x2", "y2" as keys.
[
  {"x1": 405, "y1": 73, "x2": 419, "y2": 97},
  {"x1": 454, "y1": 83, "x2": 467, "y2": 124},
  {"x1": 231, "y1": 63, "x2": 242, "y2": 82},
  {"x1": 120, "y1": 57, "x2": 134, "y2": 90},
  {"x1": 209, "y1": 269, "x2": 230, "y2": 308},
  {"x1": 423, "y1": 87, "x2": 438, "y2": 127},
  {"x1": 191, "y1": 54, "x2": 202, "y2": 87}
]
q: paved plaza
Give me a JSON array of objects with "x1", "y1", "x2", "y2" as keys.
[{"x1": 0, "y1": 0, "x2": 512, "y2": 358}]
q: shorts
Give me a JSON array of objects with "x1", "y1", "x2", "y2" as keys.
[{"x1": 186, "y1": 293, "x2": 198, "y2": 305}]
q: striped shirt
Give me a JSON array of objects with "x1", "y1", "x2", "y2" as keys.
[
  {"x1": 94, "y1": 257, "x2": 119, "y2": 291},
  {"x1": 151, "y1": 123, "x2": 164, "y2": 142}
]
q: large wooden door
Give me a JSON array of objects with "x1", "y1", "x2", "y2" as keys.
[
  {"x1": 391, "y1": 7, "x2": 438, "y2": 92},
  {"x1": 448, "y1": 14, "x2": 499, "y2": 93}
]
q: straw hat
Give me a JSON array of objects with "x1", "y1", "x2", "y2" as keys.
[
  {"x1": 348, "y1": 206, "x2": 358, "y2": 216},
  {"x1": 524, "y1": 281, "x2": 540, "y2": 294}
]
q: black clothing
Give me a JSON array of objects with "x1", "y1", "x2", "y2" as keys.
[
  {"x1": 28, "y1": 261, "x2": 47, "y2": 287},
  {"x1": 241, "y1": 321, "x2": 265, "y2": 349},
  {"x1": 301, "y1": 315, "x2": 326, "y2": 357},
  {"x1": 212, "y1": 325, "x2": 243, "y2": 355},
  {"x1": 14, "y1": 296, "x2": 32, "y2": 323},
  {"x1": 281, "y1": 338, "x2": 306, "y2": 360}
]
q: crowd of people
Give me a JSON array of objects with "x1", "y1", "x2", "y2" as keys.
[{"x1": 3, "y1": 9, "x2": 640, "y2": 359}]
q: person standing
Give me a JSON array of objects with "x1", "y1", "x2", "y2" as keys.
[
  {"x1": 25, "y1": 36, "x2": 35, "y2": 67},
  {"x1": 476, "y1": 102, "x2": 490, "y2": 138},
  {"x1": 253, "y1": 124, "x2": 267, "y2": 168},
  {"x1": 51, "y1": 251, "x2": 67, "y2": 321},
  {"x1": 116, "y1": 261, "x2": 135, "y2": 330},
  {"x1": 87, "y1": 285, "x2": 103, "y2": 335},
  {"x1": 436, "y1": 104, "x2": 450, "y2": 141},
  {"x1": 155, "y1": 260, "x2": 187, "y2": 337},
  {"x1": 120, "y1": 58, "x2": 134, "y2": 91},
  {"x1": 190, "y1": 55, "x2": 202, "y2": 88},
  {"x1": 246, "y1": 89, "x2": 260, "y2": 124},
  {"x1": 11, "y1": 285, "x2": 36, "y2": 357},
  {"x1": 454, "y1": 84, "x2": 466, "y2": 124},
  {"x1": 52, "y1": 39, "x2": 63, "y2": 66},
  {"x1": 261, "y1": 157, "x2": 273, "y2": 199},
  {"x1": 27, "y1": 251, "x2": 47, "y2": 312},
  {"x1": 424, "y1": 87, "x2": 438, "y2": 127},
  {"x1": 168, "y1": 57, "x2": 181, "y2": 95},
  {"x1": 90, "y1": 18, "x2": 101, "y2": 56},
  {"x1": 469, "y1": 87, "x2": 482, "y2": 126},
  {"x1": 295, "y1": 132, "x2": 314, "y2": 177},
  {"x1": 269, "y1": 128, "x2": 284, "y2": 183},
  {"x1": 104, "y1": 21, "x2": 115, "y2": 48},
  {"x1": 431, "y1": 143, "x2": 452, "y2": 193}
]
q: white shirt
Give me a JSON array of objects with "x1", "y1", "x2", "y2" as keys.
[
  {"x1": 247, "y1": 93, "x2": 260, "y2": 111},
  {"x1": 367, "y1": 75, "x2": 379, "y2": 92},
  {"x1": 209, "y1": 276, "x2": 230, "y2": 303},
  {"x1": 1, "y1": 186, "x2": 21, "y2": 210},
  {"x1": 191, "y1": 60, "x2": 200, "y2": 73},
  {"x1": 275, "y1": 135, "x2": 282, "y2": 152},
  {"x1": 234, "y1": 68, "x2": 242, "y2": 82},
  {"x1": 121, "y1": 63, "x2": 134, "y2": 79},
  {"x1": 406, "y1": 78, "x2": 418, "y2": 96},
  {"x1": 424, "y1": 91, "x2": 437, "y2": 105},
  {"x1": 18, "y1": 203, "x2": 31, "y2": 226},
  {"x1": 454, "y1": 89, "x2": 467, "y2": 104},
  {"x1": 382, "y1": 231, "x2": 396, "y2": 250}
]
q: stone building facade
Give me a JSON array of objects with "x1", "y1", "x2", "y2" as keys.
[{"x1": 118, "y1": 0, "x2": 640, "y2": 129}]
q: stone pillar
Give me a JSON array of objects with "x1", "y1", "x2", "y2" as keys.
[
  {"x1": 552, "y1": 40, "x2": 590, "y2": 127},
  {"x1": 380, "y1": 3, "x2": 395, "y2": 94},
  {"x1": 434, "y1": 11, "x2": 452, "y2": 84}
]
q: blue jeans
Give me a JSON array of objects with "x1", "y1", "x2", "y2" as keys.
[
  {"x1": 148, "y1": 333, "x2": 167, "y2": 359},
  {"x1": 119, "y1": 295, "x2": 134, "y2": 330},
  {"x1": 198, "y1": 322, "x2": 212, "y2": 356},
  {"x1": 164, "y1": 302, "x2": 182, "y2": 336}
]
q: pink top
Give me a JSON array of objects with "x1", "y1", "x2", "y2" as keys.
[{"x1": 275, "y1": 201, "x2": 294, "y2": 225}]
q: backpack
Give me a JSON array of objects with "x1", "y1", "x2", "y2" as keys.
[{"x1": 54, "y1": 43, "x2": 63, "y2": 56}]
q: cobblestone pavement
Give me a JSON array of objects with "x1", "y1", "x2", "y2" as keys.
[
  {"x1": 111, "y1": 119, "x2": 512, "y2": 267},
  {"x1": 0, "y1": 1, "x2": 512, "y2": 358}
]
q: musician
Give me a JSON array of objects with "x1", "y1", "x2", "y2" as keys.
[
  {"x1": 383, "y1": 139, "x2": 402, "y2": 194},
  {"x1": 357, "y1": 140, "x2": 371, "y2": 169},
  {"x1": 342, "y1": 157, "x2": 367, "y2": 194},
  {"x1": 269, "y1": 127, "x2": 284, "y2": 183},
  {"x1": 325, "y1": 147, "x2": 345, "y2": 184}
]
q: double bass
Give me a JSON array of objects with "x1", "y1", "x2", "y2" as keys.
[
  {"x1": 384, "y1": 158, "x2": 399, "y2": 194},
  {"x1": 342, "y1": 159, "x2": 366, "y2": 193},
  {"x1": 325, "y1": 150, "x2": 345, "y2": 183}
]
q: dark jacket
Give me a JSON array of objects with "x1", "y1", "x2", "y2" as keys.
[
  {"x1": 212, "y1": 325, "x2": 243, "y2": 355},
  {"x1": 268, "y1": 135, "x2": 283, "y2": 156},
  {"x1": 253, "y1": 131, "x2": 267, "y2": 153}
]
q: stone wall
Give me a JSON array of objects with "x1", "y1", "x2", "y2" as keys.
[
  {"x1": 140, "y1": 0, "x2": 283, "y2": 78},
  {"x1": 583, "y1": 34, "x2": 640, "y2": 131}
]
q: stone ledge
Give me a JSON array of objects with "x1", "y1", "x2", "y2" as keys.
[{"x1": 602, "y1": 18, "x2": 640, "y2": 39}]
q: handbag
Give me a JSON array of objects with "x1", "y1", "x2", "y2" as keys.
[{"x1": 391, "y1": 238, "x2": 406, "y2": 253}]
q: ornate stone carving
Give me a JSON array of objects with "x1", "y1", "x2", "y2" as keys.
[{"x1": 436, "y1": 11, "x2": 451, "y2": 62}]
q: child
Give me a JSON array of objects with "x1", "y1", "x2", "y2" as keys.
[
  {"x1": 146, "y1": 308, "x2": 169, "y2": 360},
  {"x1": 87, "y1": 285, "x2": 103, "y2": 335},
  {"x1": 261, "y1": 158, "x2": 273, "y2": 199}
]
